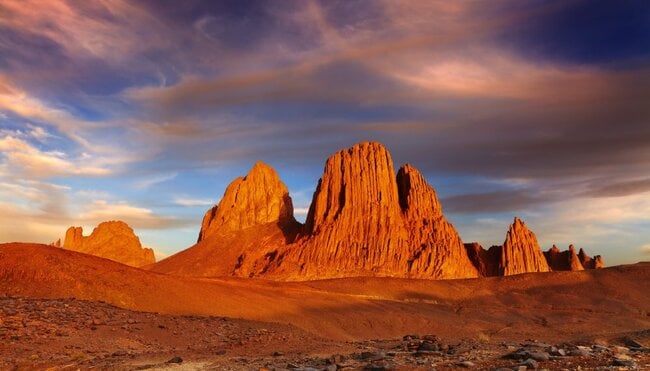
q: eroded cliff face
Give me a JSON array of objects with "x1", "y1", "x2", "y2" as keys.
[
  {"x1": 578, "y1": 248, "x2": 605, "y2": 269},
  {"x1": 396, "y1": 164, "x2": 479, "y2": 279},
  {"x1": 281, "y1": 142, "x2": 478, "y2": 279},
  {"x1": 152, "y1": 141, "x2": 603, "y2": 280},
  {"x1": 498, "y1": 218, "x2": 551, "y2": 276},
  {"x1": 544, "y1": 245, "x2": 584, "y2": 271},
  {"x1": 155, "y1": 142, "x2": 478, "y2": 280},
  {"x1": 62, "y1": 221, "x2": 155, "y2": 267},
  {"x1": 153, "y1": 162, "x2": 300, "y2": 278},
  {"x1": 198, "y1": 161, "x2": 297, "y2": 242}
]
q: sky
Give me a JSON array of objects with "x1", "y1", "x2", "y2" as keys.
[{"x1": 0, "y1": 0, "x2": 649, "y2": 264}]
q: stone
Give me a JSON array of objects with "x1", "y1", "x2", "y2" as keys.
[
  {"x1": 276, "y1": 142, "x2": 479, "y2": 280},
  {"x1": 613, "y1": 354, "x2": 636, "y2": 367},
  {"x1": 62, "y1": 221, "x2": 155, "y2": 267},
  {"x1": 166, "y1": 356, "x2": 183, "y2": 364},
  {"x1": 417, "y1": 342, "x2": 439, "y2": 352},
  {"x1": 526, "y1": 352, "x2": 550, "y2": 361},
  {"x1": 457, "y1": 360, "x2": 475, "y2": 367},
  {"x1": 544, "y1": 245, "x2": 584, "y2": 271},
  {"x1": 499, "y1": 218, "x2": 550, "y2": 276},
  {"x1": 361, "y1": 351, "x2": 386, "y2": 361},
  {"x1": 197, "y1": 161, "x2": 297, "y2": 241},
  {"x1": 577, "y1": 248, "x2": 605, "y2": 269},
  {"x1": 569, "y1": 349, "x2": 591, "y2": 357},
  {"x1": 520, "y1": 358, "x2": 539, "y2": 369},
  {"x1": 149, "y1": 141, "x2": 605, "y2": 281},
  {"x1": 465, "y1": 218, "x2": 555, "y2": 277}
]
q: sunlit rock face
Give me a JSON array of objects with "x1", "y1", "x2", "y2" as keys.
[
  {"x1": 152, "y1": 161, "x2": 301, "y2": 278},
  {"x1": 156, "y1": 142, "x2": 479, "y2": 280},
  {"x1": 198, "y1": 161, "x2": 297, "y2": 242},
  {"x1": 63, "y1": 221, "x2": 155, "y2": 267},
  {"x1": 496, "y1": 217, "x2": 551, "y2": 276},
  {"x1": 153, "y1": 141, "x2": 604, "y2": 281}
]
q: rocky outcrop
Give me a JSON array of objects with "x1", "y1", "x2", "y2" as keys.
[
  {"x1": 153, "y1": 141, "x2": 604, "y2": 280},
  {"x1": 578, "y1": 248, "x2": 605, "y2": 269},
  {"x1": 464, "y1": 243, "x2": 501, "y2": 277},
  {"x1": 62, "y1": 221, "x2": 155, "y2": 267},
  {"x1": 198, "y1": 161, "x2": 297, "y2": 242},
  {"x1": 152, "y1": 162, "x2": 301, "y2": 278},
  {"x1": 499, "y1": 217, "x2": 551, "y2": 276},
  {"x1": 255, "y1": 142, "x2": 477, "y2": 279},
  {"x1": 544, "y1": 244, "x2": 584, "y2": 271}
]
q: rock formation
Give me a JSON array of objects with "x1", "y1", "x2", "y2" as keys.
[
  {"x1": 464, "y1": 243, "x2": 501, "y2": 277},
  {"x1": 544, "y1": 244, "x2": 584, "y2": 271},
  {"x1": 152, "y1": 141, "x2": 604, "y2": 280},
  {"x1": 62, "y1": 221, "x2": 155, "y2": 267},
  {"x1": 279, "y1": 143, "x2": 478, "y2": 279},
  {"x1": 152, "y1": 162, "x2": 301, "y2": 278},
  {"x1": 578, "y1": 248, "x2": 605, "y2": 269},
  {"x1": 156, "y1": 142, "x2": 478, "y2": 280},
  {"x1": 464, "y1": 218, "x2": 551, "y2": 276},
  {"x1": 498, "y1": 217, "x2": 551, "y2": 276},
  {"x1": 198, "y1": 161, "x2": 296, "y2": 242}
]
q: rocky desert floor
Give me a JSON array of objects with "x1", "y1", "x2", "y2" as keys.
[
  {"x1": 1, "y1": 297, "x2": 648, "y2": 370},
  {"x1": 1, "y1": 244, "x2": 649, "y2": 370}
]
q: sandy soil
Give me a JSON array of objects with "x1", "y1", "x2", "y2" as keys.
[{"x1": 1, "y1": 243, "x2": 649, "y2": 369}]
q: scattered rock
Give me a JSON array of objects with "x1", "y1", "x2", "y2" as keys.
[
  {"x1": 520, "y1": 358, "x2": 539, "y2": 369},
  {"x1": 166, "y1": 356, "x2": 183, "y2": 364},
  {"x1": 457, "y1": 360, "x2": 475, "y2": 368}
]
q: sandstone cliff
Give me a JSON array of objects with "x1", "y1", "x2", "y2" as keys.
[
  {"x1": 152, "y1": 162, "x2": 300, "y2": 278},
  {"x1": 62, "y1": 221, "x2": 155, "y2": 267},
  {"x1": 198, "y1": 161, "x2": 296, "y2": 241},
  {"x1": 499, "y1": 217, "x2": 551, "y2": 275},
  {"x1": 544, "y1": 244, "x2": 584, "y2": 271},
  {"x1": 578, "y1": 248, "x2": 605, "y2": 269},
  {"x1": 154, "y1": 142, "x2": 479, "y2": 280},
  {"x1": 152, "y1": 141, "x2": 604, "y2": 280},
  {"x1": 464, "y1": 243, "x2": 501, "y2": 277}
]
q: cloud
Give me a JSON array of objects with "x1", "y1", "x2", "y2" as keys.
[
  {"x1": 0, "y1": 135, "x2": 110, "y2": 178},
  {"x1": 442, "y1": 189, "x2": 547, "y2": 214},
  {"x1": 294, "y1": 207, "x2": 310, "y2": 216},
  {"x1": 132, "y1": 172, "x2": 178, "y2": 190},
  {"x1": 173, "y1": 197, "x2": 214, "y2": 207},
  {"x1": 0, "y1": 0, "x2": 170, "y2": 63},
  {"x1": 642, "y1": 244, "x2": 650, "y2": 255},
  {"x1": 0, "y1": 75, "x2": 94, "y2": 148},
  {"x1": 77, "y1": 200, "x2": 186, "y2": 229},
  {"x1": 584, "y1": 178, "x2": 650, "y2": 198}
]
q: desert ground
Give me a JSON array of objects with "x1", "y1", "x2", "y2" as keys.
[{"x1": 1, "y1": 243, "x2": 649, "y2": 370}]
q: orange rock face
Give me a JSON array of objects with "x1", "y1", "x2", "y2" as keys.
[
  {"x1": 157, "y1": 142, "x2": 478, "y2": 280},
  {"x1": 153, "y1": 162, "x2": 300, "y2": 278},
  {"x1": 278, "y1": 143, "x2": 477, "y2": 279},
  {"x1": 499, "y1": 217, "x2": 551, "y2": 276},
  {"x1": 62, "y1": 221, "x2": 155, "y2": 267},
  {"x1": 544, "y1": 244, "x2": 584, "y2": 271},
  {"x1": 153, "y1": 141, "x2": 604, "y2": 280},
  {"x1": 578, "y1": 248, "x2": 605, "y2": 269},
  {"x1": 198, "y1": 161, "x2": 296, "y2": 241}
]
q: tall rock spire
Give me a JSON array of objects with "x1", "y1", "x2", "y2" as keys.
[
  {"x1": 284, "y1": 142, "x2": 479, "y2": 279},
  {"x1": 499, "y1": 217, "x2": 550, "y2": 276}
]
